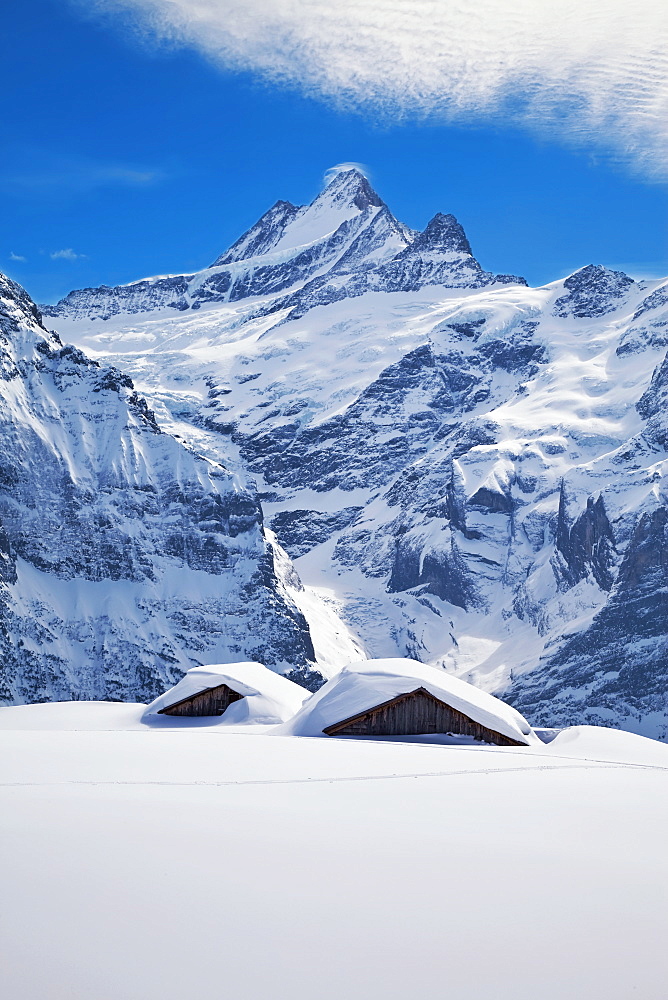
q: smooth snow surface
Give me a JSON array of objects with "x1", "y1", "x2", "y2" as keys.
[
  {"x1": 0, "y1": 703, "x2": 667, "y2": 1000},
  {"x1": 143, "y1": 660, "x2": 309, "y2": 724},
  {"x1": 0, "y1": 700, "x2": 148, "y2": 731},
  {"x1": 278, "y1": 657, "x2": 538, "y2": 744}
]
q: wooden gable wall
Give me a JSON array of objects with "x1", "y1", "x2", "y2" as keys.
[{"x1": 158, "y1": 683, "x2": 244, "y2": 717}]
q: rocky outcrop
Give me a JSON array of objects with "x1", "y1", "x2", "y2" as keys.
[
  {"x1": 637, "y1": 350, "x2": 668, "y2": 449},
  {"x1": 388, "y1": 525, "x2": 478, "y2": 609},
  {"x1": 553, "y1": 264, "x2": 636, "y2": 319},
  {"x1": 555, "y1": 487, "x2": 616, "y2": 591},
  {"x1": 508, "y1": 506, "x2": 668, "y2": 739},
  {"x1": 269, "y1": 508, "x2": 363, "y2": 559},
  {"x1": 211, "y1": 200, "x2": 300, "y2": 266},
  {"x1": 616, "y1": 282, "x2": 668, "y2": 356},
  {"x1": 40, "y1": 274, "x2": 195, "y2": 321}
]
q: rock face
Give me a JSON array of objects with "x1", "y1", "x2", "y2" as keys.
[
  {"x1": 553, "y1": 264, "x2": 636, "y2": 318},
  {"x1": 0, "y1": 273, "x2": 345, "y2": 704},
  {"x1": 21, "y1": 169, "x2": 668, "y2": 737},
  {"x1": 637, "y1": 352, "x2": 668, "y2": 449},
  {"x1": 510, "y1": 507, "x2": 668, "y2": 733},
  {"x1": 555, "y1": 486, "x2": 616, "y2": 592}
]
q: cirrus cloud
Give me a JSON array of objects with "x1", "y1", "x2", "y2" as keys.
[{"x1": 83, "y1": 0, "x2": 668, "y2": 178}]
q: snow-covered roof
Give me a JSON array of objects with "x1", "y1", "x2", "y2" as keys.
[
  {"x1": 143, "y1": 662, "x2": 309, "y2": 725},
  {"x1": 277, "y1": 658, "x2": 539, "y2": 745}
]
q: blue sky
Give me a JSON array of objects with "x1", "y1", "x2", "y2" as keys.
[{"x1": 3, "y1": 0, "x2": 667, "y2": 304}]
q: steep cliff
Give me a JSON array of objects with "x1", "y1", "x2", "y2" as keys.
[{"x1": 0, "y1": 272, "x2": 361, "y2": 703}]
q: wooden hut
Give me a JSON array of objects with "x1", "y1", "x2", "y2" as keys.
[
  {"x1": 158, "y1": 682, "x2": 244, "y2": 717},
  {"x1": 279, "y1": 658, "x2": 538, "y2": 746},
  {"x1": 322, "y1": 685, "x2": 524, "y2": 746},
  {"x1": 143, "y1": 661, "x2": 310, "y2": 725}
]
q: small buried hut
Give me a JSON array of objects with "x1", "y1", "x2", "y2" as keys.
[
  {"x1": 278, "y1": 658, "x2": 538, "y2": 746},
  {"x1": 143, "y1": 662, "x2": 309, "y2": 725},
  {"x1": 158, "y1": 683, "x2": 242, "y2": 718}
]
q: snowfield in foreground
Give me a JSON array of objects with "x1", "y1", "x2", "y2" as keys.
[{"x1": 1, "y1": 703, "x2": 667, "y2": 1000}]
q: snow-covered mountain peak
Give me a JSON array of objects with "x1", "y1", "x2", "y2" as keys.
[
  {"x1": 256, "y1": 168, "x2": 385, "y2": 260},
  {"x1": 314, "y1": 167, "x2": 384, "y2": 213},
  {"x1": 43, "y1": 172, "x2": 531, "y2": 323},
  {"x1": 211, "y1": 169, "x2": 384, "y2": 271},
  {"x1": 10, "y1": 162, "x2": 668, "y2": 738}
]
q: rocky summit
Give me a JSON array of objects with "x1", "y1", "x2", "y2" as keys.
[{"x1": 3, "y1": 168, "x2": 665, "y2": 737}]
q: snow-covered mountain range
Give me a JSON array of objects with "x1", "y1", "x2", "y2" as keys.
[{"x1": 3, "y1": 168, "x2": 666, "y2": 736}]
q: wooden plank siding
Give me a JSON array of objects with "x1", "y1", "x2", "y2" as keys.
[
  {"x1": 322, "y1": 687, "x2": 524, "y2": 746},
  {"x1": 158, "y1": 683, "x2": 244, "y2": 717}
]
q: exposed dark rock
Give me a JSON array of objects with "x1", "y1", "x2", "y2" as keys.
[
  {"x1": 553, "y1": 265, "x2": 635, "y2": 319},
  {"x1": 508, "y1": 506, "x2": 668, "y2": 735},
  {"x1": 388, "y1": 528, "x2": 477, "y2": 609},
  {"x1": 468, "y1": 486, "x2": 514, "y2": 514},
  {"x1": 211, "y1": 200, "x2": 300, "y2": 266},
  {"x1": 637, "y1": 350, "x2": 668, "y2": 449},
  {"x1": 284, "y1": 665, "x2": 326, "y2": 692},
  {"x1": 270, "y1": 507, "x2": 363, "y2": 558},
  {"x1": 0, "y1": 522, "x2": 17, "y2": 585},
  {"x1": 555, "y1": 486, "x2": 616, "y2": 591},
  {"x1": 477, "y1": 321, "x2": 543, "y2": 373}
]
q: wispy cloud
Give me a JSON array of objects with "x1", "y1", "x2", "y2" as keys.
[
  {"x1": 50, "y1": 248, "x2": 86, "y2": 261},
  {"x1": 85, "y1": 0, "x2": 668, "y2": 179},
  {"x1": 1, "y1": 150, "x2": 163, "y2": 195},
  {"x1": 9, "y1": 251, "x2": 26, "y2": 262},
  {"x1": 323, "y1": 162, "x2": 370, "y2": 186}
]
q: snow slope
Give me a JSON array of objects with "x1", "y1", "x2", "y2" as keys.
[
  {"x1": 0, "y1": 702, "x2": 667, "y2": 1000},
  {"x1": 41, "y1": 169, "x2": 668, "y2": 737}
]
